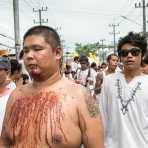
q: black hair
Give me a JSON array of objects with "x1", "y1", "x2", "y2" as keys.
[
  {"x1": 21, "y1": 74, "x2": 29, "y2": 84},
  {"x1": 74, "y1": 56, "x2": 79, "y2": 61},
  {"x1": 142, "y1": 50, "x2": 148, "y2": 64},
  {"x1": 107, "y1": 53, "x2": 118, "y2": 62},
  {"x1": 10, "y1": 59, "x2": 22, "y2": 75},
  {"x1": 66, "y1": 64, "x2": 71, "y2": 70},
  {"x1": 117, "y1": 32, "x2": 147, "y2": 56},
  {"x1": 101, "y1": 62, "x2": 107, "y2": 66},
  {"x1": 23, "y1": 25, "x2": 61, "y2": 51},
  {"x1": 19, "y1": 50, "x2": 24, "y2": 60},
  {"x1": 91, "y1": 62, "x2": 97, "y2": 68}
]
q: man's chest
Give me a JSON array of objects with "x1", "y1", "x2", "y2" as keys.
[{"x1": 8, "y1": 91, "x2": 80, "y2": 147}]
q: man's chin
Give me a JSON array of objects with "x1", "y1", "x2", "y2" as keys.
[
  {"x1": 29, "y1": 72, "x2": 41, "y2": 80},
  {"x1": 124, "y1": 66, "x2": 137, "y2": 71}
]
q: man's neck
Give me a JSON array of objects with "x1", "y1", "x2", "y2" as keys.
[
  {"x1": 123, "y1": 68, "x2": 142, "y2": 81},
  {"x1": 32, "y1": 71, "x2": 62, "y2": 89},
  {"x1": 81, "y1": 67, "x2": 88, "y2": 71},
  {"x1": 105, "y1": 68, "x2": 115, "y2": 75}
]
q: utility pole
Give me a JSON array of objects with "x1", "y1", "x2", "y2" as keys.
[
  {"x1": 109, "y1": 24, "x2": 119, "y2": 54},
  {"x1": 13, "y1": 0, "x2": 20, "y2": 59},
  {"x1": 100, "y1": 39, "x2": 105, "y2": 62},
  {"x1": 135, "y1": 0, "x2": 148, "y2": 37},
  {"x1": 33, "y1": 7, "x2": 48, "y2": 26}
]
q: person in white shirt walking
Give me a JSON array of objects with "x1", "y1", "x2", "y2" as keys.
[
  {"x1": 99, "y1": 32, "x2": 148, "y2": 148},
  {"x1": 71, "y1": 56, "x2": 80, "y2": 78},
  {"x1": 75, "y1": 55, "x2": 97, "y2": 95}
]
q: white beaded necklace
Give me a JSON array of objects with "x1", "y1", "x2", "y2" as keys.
[{"x1": 116, "y1": 78, "x2": 141, "y2": 115}]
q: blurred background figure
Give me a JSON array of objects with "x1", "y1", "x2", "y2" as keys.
[
  {"x1": 141, "y1": 50, "x2": 148, "y2": 74},
  {"x1": 100, "y1": 62, "x2": 107, "y2": 71},
  {"x1": 0, "y1": 50, "x2": 9, "y2": 58},
  {"x1": 21, "y1": 73, "x2": 29, "y2": 85},
  {"x1": 116, "y1": 61, "x2": 124, "y2": 72},
  {"x1": 70, "y1": 56, "x2": 80, "y2": 78},
  {"x1": 9, "y1": 59, "x2": 23, "y2": 87},
  {"x1": 0, "y1": 56, "x2": 14, "y2": 133},
  {"x1": 90, "y1": 62, "x2": 97, "y2": 72},
  {"x1": 75, "y1": 55, "x2": 97, "y2": 95},
  {"x1": 64, "y1": 64, "x2": 73, "y2": 80}
]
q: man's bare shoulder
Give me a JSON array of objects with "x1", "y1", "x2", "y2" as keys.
[
  {"x1": 60, "y1": 78, "x2": 99, "y2": 116},
  {"x1": 63, "y1": 80, "x2": 104, "y2": 148},
  {"x1": 7, "y1": 84, "x2": 32, "y2": 105},
  {"x1": 60, "y1": 78, "x2": 87, "y2": 98}
]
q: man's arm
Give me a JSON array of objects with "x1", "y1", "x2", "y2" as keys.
[{"x1": 78, "y1": 88, "x2": 104, "y2": 148}]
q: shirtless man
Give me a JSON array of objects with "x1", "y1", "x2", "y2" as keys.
[{"x1": 0, "y1": 26, "x2": 104, "y2": 148}]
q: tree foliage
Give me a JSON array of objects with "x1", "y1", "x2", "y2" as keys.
[{"x1": 74, "y1": 42, "x2": 100, "y2": 56}]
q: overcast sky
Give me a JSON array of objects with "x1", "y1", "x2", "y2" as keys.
[{"x1": 0, "y1": 0, "x2": 145, "y2": 51}]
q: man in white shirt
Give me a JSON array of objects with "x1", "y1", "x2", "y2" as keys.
[
  {"x1": 75, "y1": 55, "x2": 97, "y2": 94},
  {"x1": 71, "y1": 56, "x2": 80, "y2": 78},
  {"x1": 95, "y1": 53, "x2": 118, "y2": 96},
  {"x1": 100, "y1": 32, "x2": 148, "y2": 148}
]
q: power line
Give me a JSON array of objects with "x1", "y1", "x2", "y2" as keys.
[
  {"x1": 23, "y1": 0, "x2": 33, "y2": 9},
  {"x1": 46, "y1": 7, "x2": 130, "y2": 17},
  {"x1": 0, "y1": 42, "x2": 14, "y2": 49},
  {"x1": 0, "y1": 33, "x2": 14, "y2": 40},
  {"x1": 116, "y1": 1, "x2": 137, "y2": 24},
  {"x1": 120, "y1": 15, "x2": 141, "y2": 26},
  {"x1": 28, "y1": 0, "x2": 39, "y2": 8},
  {"x1": 23, "y1": 0, "x2": 41, "y2": 10}
]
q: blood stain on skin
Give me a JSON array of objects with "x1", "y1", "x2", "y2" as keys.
[{"x1": 9, "y1": 90, "x2": 67, "y2": 147}]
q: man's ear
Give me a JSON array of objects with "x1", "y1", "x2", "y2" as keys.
[{"x1": 55, "y1": 47, "x2": 63, "y2": 60}]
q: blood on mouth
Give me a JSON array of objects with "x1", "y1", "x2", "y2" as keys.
[{"x1": 29, "y1": 64, "x2": 41, "y2": 75}]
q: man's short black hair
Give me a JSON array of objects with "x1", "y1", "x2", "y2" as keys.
[
  {"x1": 107, "y1": 53, "x2": 118, "y2": 62},
  {"x1": 74, "y1": 56, "x2": 79, "y2": 61},
  {"x1": 10, "y1": 59, "x2": 22, "y2": 75},
  {"x1": 23, "y1": 25, "x2": 61, "y2": 51},
  {"x1": 117, "y1": 32, "x2": 147, "y2": 56},
  {"x1": 90, "y1": 62, "x2": 97, "y2": 68}
]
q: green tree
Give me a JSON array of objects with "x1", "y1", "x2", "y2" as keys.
[{"x1": 75, "y1": 42, "x2": 100, "y2": 56}]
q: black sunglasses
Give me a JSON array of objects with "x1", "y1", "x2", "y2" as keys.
[{"x1": 118, "y1": 47, "x2": 141, "y2": 57}]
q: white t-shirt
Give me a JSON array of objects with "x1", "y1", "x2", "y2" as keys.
[
  {"x1": 100, "y1": 72, "x2": 148, "y2": 148},
  {"x1": 6, "y1": 81, "x2": 16, "y2": 89},
  {"x1": 76, "y1": 68, "x2": 97, "y2": 88},
  {"x1": 71, "y1": 62, "x2": 80, "y2": 72},
  {"x1": 0, "y1": 88, "x2": 13, "y2": 133}
]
